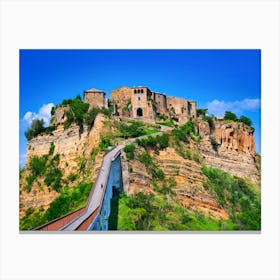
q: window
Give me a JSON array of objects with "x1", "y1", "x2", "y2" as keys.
[{"x1": 138, "y1": 96, "x2": 141, "y2": 101}]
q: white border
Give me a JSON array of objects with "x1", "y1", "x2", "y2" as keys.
[{"x1": 1, "y1": 0, "x2": 279, "y2": 280}]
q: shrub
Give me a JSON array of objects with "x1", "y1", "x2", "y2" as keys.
[
  {"x1": 25, "y1": 174, "x2": 36, "y2": 192},
  {"x1": 203, "y1": 115, "x2": 214, "y2": 130},
  {"x1": 202, "y1": 166, "x2": 261, "y2": 230},
  {"x1": 185, "y1": 149, "x2": 192, "y2": 160},
  {"x1": 192, "y1": 153, "x2": 200, "y2": 163},
  {"x1": 44, "y1": 168, "x2": 63, "y2": 192},
  {"x1": 197, "y1": 108, "x2": 208, "y2": 117},
  {"x1": 86, "y1": 107, "x2": 100, "y2": 129},
  {"x1": 67, "y1": 173, "x2": 78, "y2": 182},
  {"x1": 48, "y1": 142, "x2": 55, "y2": 155},
  {"x1": 210, "y1": 137, "x2": 219, "y2": 152},
  {"x1": 224, "y1": 111, "x2": 237, "y2": 121},
  {"x1": 24, "y1": 119, "x2": 45, "y2": 140},
  {"x1": 29, "y1": 155, "x2": 47, "y2": 176},
  {"x1": 239, "y1": 115, "x2": 252, "y2": 126},
  {"x1": 120, "y1": 122, "x2": 145, "y2": 138},
  {"x1": 124, "y1": 143, "x2": 135, "y2": 160},
  {"x1": 99, "y1": 136, "x2": 112, "y2": 151},
  {"x1": 139, "y1": 152, "x2": 153, "y2": 167}
]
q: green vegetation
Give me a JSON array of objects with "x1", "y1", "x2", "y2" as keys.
[
  {"x1": 223, "y1": 111, "x2": 253, "y2": 127},
  {"x1": 239, "y1": 115, "x2": 253, "y2": 126},
  {"x1": 124, "y1": 143, "x2": 135, "y2": 160},
  {"x1": 29, "y1": 155, "x2": 48, "y2": 176},
  {"x1": 136, "y1": 133, "x2": 169, "y2": 153},
  {"x1": 48, "y1": 142, "x2": 55, "y2": 155},
  {"x1": 119, "y1": 121, "x2": 146, "y2": 139},
  {"x1": 20, "y1": 182, "x2": 92, "y2": 230},
  {"x1": 197, "y1": 108, "x2": 208, "y2": 116},
  {"x1": 156, "y1": 119, "x2": 175, "y2": 127},
  {"x1": 157, "y1": 114, "x2": 168, "y2": 121},
  {"x1": 210, "y1": 137, "x2": 219, "y2": 152},
  {"x1": 224, "y1": 111, "x2": 238, "y2": 121},
  {"x1": 63, "y1": 95, "x2": 90, "y2": 129},
  {"x1": 202, "y1": 166, "x2": 261, "y2": 230},
  {"x1": 117, "y1": 191, "x2": 234, "y2": 231},
  {"x1": 24, "y1": 119, "x2": 57, "y2": 140},
  {"x1": 203, "y1": 115, "x2": 214, "y2": 130}
]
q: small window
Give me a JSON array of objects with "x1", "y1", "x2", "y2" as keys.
[
  {"x1": 138, "y1": 97, "x2": 141, "y2": 101},
  {"x1": 141, "y1": 89, "x2": 144, "y2": 93}
]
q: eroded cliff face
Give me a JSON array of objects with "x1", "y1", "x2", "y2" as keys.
[
  {"x1": 27, "y1": 114, "x2": 106, "y2": 177},
  {"x1": 126, "y1": 145, "x2": 229, "y2": 220},
  {"x1": 20, "y1": 114, "x2": 107, "y2": 215},
  {"x1": 196, "y1": 119, "x2": 260, "y2": 182}
]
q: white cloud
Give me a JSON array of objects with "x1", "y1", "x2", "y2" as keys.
[
  {"x1": 22, "y1": 103, "x2": 55, "y2": 127},
  {"x1": 206, "y1": 98, "x2": 260, "y2": 117}
]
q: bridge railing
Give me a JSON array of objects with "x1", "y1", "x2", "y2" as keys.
[{"x1": 34, "y1": 206, "x2": 86, "y2": 231}]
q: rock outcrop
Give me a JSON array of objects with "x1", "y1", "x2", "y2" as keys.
[
  {"x1": 27, "y1": 114, "x2": 107, "y2": 177},
  {"x1": 196, "y1": 119, "x2": 260, "y2": 182}
]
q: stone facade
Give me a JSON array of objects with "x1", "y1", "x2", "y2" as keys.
[
  {"x1": 167, "y1": 97, "x2": 196, "y2": 122},
  {"x1": 82, "y1": 85, "x2": 196, "y2": 123},
  {"x1": 84, "y1": 88, "x2": 108, "y2": 109}
]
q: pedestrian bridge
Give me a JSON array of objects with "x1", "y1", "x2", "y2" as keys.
[{"x1": 35, "y1": 145, "x2": 124, "y2": 231}]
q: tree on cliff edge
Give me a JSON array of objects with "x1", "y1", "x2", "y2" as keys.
[{"x1": 24, "y1": 119, "x2": 45, "y2": 140}]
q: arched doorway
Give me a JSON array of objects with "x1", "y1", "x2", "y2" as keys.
[{"x1": 136, "y1": 108, "x2": 143, "y2": 117}]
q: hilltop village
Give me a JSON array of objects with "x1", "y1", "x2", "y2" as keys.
[
  {"x1": 83, "y1": 86, "x2": 197, "y2": 123},
  {"x1": 20, "y1": 84, "x2": 261, "y2": 231}
]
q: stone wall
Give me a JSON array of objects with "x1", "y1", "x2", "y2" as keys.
[
  {"x1": 154, "y1": 92, "x2": 168, "y2": 115},
  {"x1": 131, "y1": 87, "x2": 155, "y2": 120},
  {"x1": 110, "y1": 86, "x2": 132, "y2": 117},
  {"x1": 84, "y1": 89, "x2": 107, "y2": 109}
]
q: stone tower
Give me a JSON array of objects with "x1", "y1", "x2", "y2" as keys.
[{"x1": 84, "y1": 88, "x2": 108, "y2": 109}]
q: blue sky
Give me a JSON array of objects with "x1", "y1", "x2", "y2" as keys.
[{"x1": 20, "y1": 50, "x2": 261, "y2": 166}]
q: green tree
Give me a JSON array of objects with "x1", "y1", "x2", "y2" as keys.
[
  {"x1": 197, "y1": 108, "x2": 208, "y2": 116},
  {"x1": 224, "y1": 111, "x2": 237, "y2": 121},
  {"x1": 239, "y1": 115, "x2": 252, "y2": 126},
  {"x1": 24, "y1": 119, "x2": 45, "y2": 140}
]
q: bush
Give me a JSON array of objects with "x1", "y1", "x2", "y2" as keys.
[
  {"x1": 99, "y1": 136, "x2": 112, "y2": 151},
  {"x1": 29, "y1": 155, "x2": 48, "y2": 176},
  {"x1": 48, "y1": 142, "x2": 55, "y2": 155},
  {"x1": 25, "y1": 174, "x2": 36, "y2": 192},
  {"x1": 185, "y1": 149, "x2": 192, "y2": 160},
  {"x1": 224, "y1": 111, "x2": 237, "y2": 121},
  {"x1": 68, "y1": 173, "x2": 78, "y2": 182},
  {"x1": 120, "y1": 122, "x2": 145, "y2": 138},
  {"x1": 137, "y1": 134, "x2": 169, "y2": 152},
  {"x1": 192, "y1": 153, "x2": 200, "y2": 163},
  {"x1": 124, "y1": 143, "x2": 135, "y2": 160},
  {"x1": 24, "y1": 119, "x2": 45, "y2": 140},
  {"x1": 86, "y1": 107, "x2": 100, "y2": 129},
  {"x1": 202, "y1": 166, "x2": 261, "y2": 230},
  {"x1": 44, "y1": 168, "x2": 63, "y2": 192},
  {"x1": 139, "y1": 152, "x2": 153, "y2": 167},
  {"x1": 197, "y1": 108, "x2": 208, "y2": 117},
  {"x1": 203, "y1": 116, "x2": 214, "y2": 130},
  {"x1": 210, "y1": 137, "x2": 219, "y2": 152},
  {"x1": 239, "y1": 115, "x2": 252, "y2": 126}
]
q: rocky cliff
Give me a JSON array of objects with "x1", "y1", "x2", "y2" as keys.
[
  {"x1": 196, "y1": 119, "x2": 260, "y2": 182},
  {"x1": 20, "y1": 115, "x2": 260, "y2": 223}
]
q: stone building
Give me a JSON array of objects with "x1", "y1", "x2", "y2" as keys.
[
  {"x1": 84, "y1": 88, "x2": 108, "y2": 109},
  {"x1": 110, "y1": 86, "x2": 132, "y2": 117},
  {"x1": 131, "y1": 86, "x2": 155, "y2": 120},
  {"x1": 167, "y1": 96, "x2": 196, "y2": 122},
  {"x1": 153, "y1": 92, "x2": 168, "y2": 115},
  {"x1": 83, "y1": 85, "x2": 196, "y2": 123}
]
